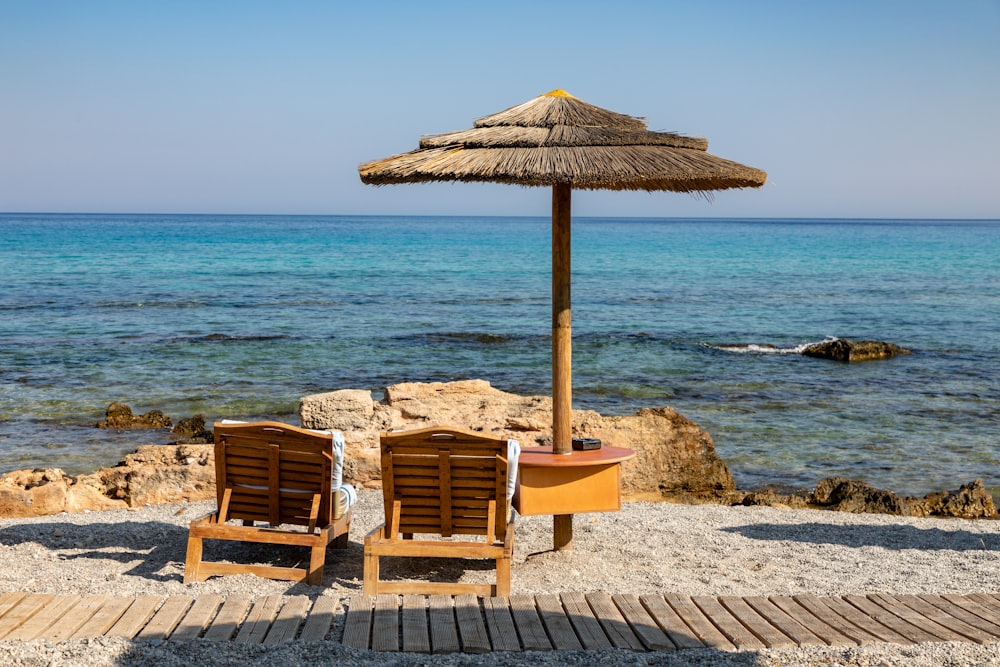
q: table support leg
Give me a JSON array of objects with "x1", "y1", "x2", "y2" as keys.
[{"x1": 553, "y1": 514, "x2": 573, "y2": 550}]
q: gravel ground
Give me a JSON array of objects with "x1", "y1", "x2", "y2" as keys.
[{"x1": 3, "y1": 491, "x2": 1000, "y2": 665}]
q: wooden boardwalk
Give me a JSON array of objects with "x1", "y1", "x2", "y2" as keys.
[{"x1": 4, "y1": 590, "x2": 1000, "y2": 653}]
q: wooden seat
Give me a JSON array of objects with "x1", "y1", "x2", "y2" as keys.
[
  {"x1": 184, "y1": 421, "x2": 352, "y2": 585},
  {"x1": 363, "y1": 426, "x2": 515, "y2": 596}
]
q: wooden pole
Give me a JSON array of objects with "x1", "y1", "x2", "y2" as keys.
[
  {"x1": 551, "y1": 182, "x2": 573, "y2": 550},
  {"x1": 551, "y1": 182, "x2": 573, "y2": 456}
]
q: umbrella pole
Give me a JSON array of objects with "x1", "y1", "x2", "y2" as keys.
[{"x1": 552, "y1": 181, "x2": 574, "y2": 550}]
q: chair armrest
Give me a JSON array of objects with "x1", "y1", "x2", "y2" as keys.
[
  {"x1": 503, "y1": 516, "x2": 515, "y2": 554},
  {"x1": 364, "y1": 523, "x2": 387, "y2": 545}
]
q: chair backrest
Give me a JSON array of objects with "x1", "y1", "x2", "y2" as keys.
[
  {"x1": 214, "y1": 421, "x2": 334, "y2": 527},
  {"x1": 380, "y1": 426, "x2": 510, "y2": 541}
]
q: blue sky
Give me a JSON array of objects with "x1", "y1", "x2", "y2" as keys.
[{"x1": 2, "y1": 1, "x2": 998, "y2": 218}]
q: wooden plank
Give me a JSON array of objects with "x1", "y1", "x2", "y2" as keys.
[
  {"x1": 233, "y1": 595, "x2": 282, "y2": 644},
  {"x1": 640, "y1": 594, "x2": 705, "y2": 649},
  {"x1": 171, "y1": 594, "x2": 223, "y2": 641},
  {"x1": 741, "y1": 596, "x2": 825, "y2": 647},
  {"x1": 428, "y1": 594, "x2": 460, "y2": 654},
  {"x1": 535, "y1": 594, "x2": 582, "y2": 650},
  {"x1": 46, "y1": 595, "x2": 109, "y2": 642},
  {"x1": 587, "y1": 591, "x2": 644, "y2": 651},
  {"x1": 455, "y1": 593, "x2": 491, "y2": 653},
  {"x1": 769, "y1": 595, "x2": 858, "y2": 646},
  {"x1": 963, "y1": 593, "x2": 1000, "y2": 625},
  {"x1": 0, "y1": 592, "x2": 28, "y2": 621},
  {"x1": 135, "y1": 595, "x2": 193, "y2": 641},
  {"x1": 299, "y1": 596, "x2": 338, "y2": 642},
  {"x1": 791, "y1": 595, "x2": 883, "y2": 645},
  {"x1": 401, "y1": 595, "x2": 429, "y2": 653},
  {"x1": 371, "y1": 594, "x2": 399, "y2": 652},
  {"x1": 817, "y1": 596, "x2": 913, "y2": 645},
  {"x1": 509, "y1": 594, "x2": 551, "y2": 651},
  {"x1": 664, "y1": 594, "x2": 735, "y2": 650},
  {"x1": 482, "y1": 596, "x2": 521, "y2": 652},
  {"x1": 264, "y1": 596, "x2": 310, "y2": 645},
  {"x1": 341, "y1": 595, "x2": 373, "y2": 649},
  {"x1": 893, "y1": 594, "x2": 995, "y2": 644},
  {"x1": 105, "y1": 595, "x2": 163, "y2": 638},
  {"x1": 2, "y1": 595, "x2": 79, "y2": 641},
  {"x1": 975, "y1": 593, "x2": 1000, "y2": 610},
  {"x1": 933, "y1": 594, "x2": 1000, "y2": 636},
  {"x1": 844, "y1": 594, "x2": 940, "y2": 645},
  {"x1": 0, "y1": 594, "x2": 54, "y2": 639},
  {"x1": 613, "y1": 594, "x2": 674, "y2": 651},
  {"x1": 70, "y1": 597, "x2": 133, "y2": 639},
  {"x1": 692, "y1": 596, "x2": 766, "y2": 649},
  {"x1": 719, "y1": 595, "x2": 797, "y2": 648},
  {"x1": 866, "y1": 593, "x2": 967, "y2": 642},
  {"x1": 202, "y1": 595, "x2": 253, "y2": 642},
  {"x1": 560, "y1": 591, "x2": 612, "y2": 650}
]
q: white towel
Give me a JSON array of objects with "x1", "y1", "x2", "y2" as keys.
[{"x1": 506, "y1": 438, "x2": 520, "y2": 500}]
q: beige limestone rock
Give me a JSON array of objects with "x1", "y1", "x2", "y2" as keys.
[
  {"x1": 300, "y1": 380, "x2": 734, "y2": 498},
  {"x1": 299, "y1": 389, "x2": 384, "y2": 431},
  {"x1": 0, "y1": 444, "x2": 215, "y2": 518}
]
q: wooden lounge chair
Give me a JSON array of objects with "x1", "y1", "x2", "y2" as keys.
[
  {"x1": 184, "y1": 421, "x2": 353, "y2": 585},
  {"x1": 363, "y1": 425, "x2": 517, "y2": 596}
]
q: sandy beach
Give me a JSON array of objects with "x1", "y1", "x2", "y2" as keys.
[{"x1": 3, "y1": 491, "x2": 1000, "y2": 665}]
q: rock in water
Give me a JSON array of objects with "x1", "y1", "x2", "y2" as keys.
[
  {"x1": 96, "y1": 402, "x2": 172, "y2": 429},
  {"x1": 802, "y1": 338, "x2": 910, "y2": 362}
]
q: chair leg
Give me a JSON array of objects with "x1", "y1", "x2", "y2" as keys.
[
  {"x1": 307, "y1": 544, "x2": 326, "y2": 586},
  {"x1": 496, "y1": 555, "x2": 511, "y2": 597},
  {"x1": 363, "y1": 548, "x2": 379, "y2": 595},
  {"x1": 183, "y1": 534, "x2": 204, "y2": 583},
  {"x1": 332, "y1": 531, "x2": 350, "y2": 549}
]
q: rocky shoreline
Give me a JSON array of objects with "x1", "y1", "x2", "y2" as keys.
[{"x1": 2, "y1": 380, "x2": 994, "y2": 521}]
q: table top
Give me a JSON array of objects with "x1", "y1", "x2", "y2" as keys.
[{"x1": 518, "y1": 445, "x2": 636, "y2": 468}]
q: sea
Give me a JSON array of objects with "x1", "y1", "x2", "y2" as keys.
[{"x1": 1, "y1": 213, "x2": 998, "y2": 499}]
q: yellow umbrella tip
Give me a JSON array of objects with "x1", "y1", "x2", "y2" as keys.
[{"x1": 543, "y1": 89, "x2": 576, "y2": 98}]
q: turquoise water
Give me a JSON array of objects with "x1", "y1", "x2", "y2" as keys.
[{"x1": 1, "y1": 213, "x2": 998, "y2": 497}]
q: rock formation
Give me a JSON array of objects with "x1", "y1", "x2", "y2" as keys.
[
  {"x1": 732, "y1": 477, "x2": 997, "y2": 519},
  {"x1": 299, "y1": 380, "x2": 735, "y2": 500},
  {"x1": 802, "y1": 339, "x2": 910, "y2": 362},
  {"x1": 170, "y1": 413, "x2": 213, "y2": 443},
  {"x1": 95, "y1": 402, "x2": 172, "y2": 429},
  {"x1": 0, "y1": 445, "x2": 214, "y2": 518},
  {"x1": 3, "y1": 382, "x2": 995, "y2": 520}
]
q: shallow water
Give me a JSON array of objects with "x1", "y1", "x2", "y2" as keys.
[{"x1": 1, "y1": 213, "x2": 998, "y2": 497}]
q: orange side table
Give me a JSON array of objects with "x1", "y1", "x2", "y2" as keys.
[{"x1": 513, "y1": 445, "x2": 636, "y2": 550}]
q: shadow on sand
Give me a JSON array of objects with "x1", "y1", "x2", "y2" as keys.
[{"x1": 722, "y1": 520, "x2": 1000, "y2": 551}]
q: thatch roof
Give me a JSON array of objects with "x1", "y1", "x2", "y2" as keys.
[{"x1": 358, "y1": 89, "x2": 766, "y2": 193}]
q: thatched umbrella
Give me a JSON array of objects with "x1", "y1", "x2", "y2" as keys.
[{"x1": 359, "y1": 89, "x2": 766, "y2": 544}]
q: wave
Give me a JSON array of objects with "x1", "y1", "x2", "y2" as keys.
[
  {"x1": 705, "y1": 337, "x2": 838, "y2": 355},
  {"x1": 171, "y1": 333, "x2": 293, "y2": 344}
]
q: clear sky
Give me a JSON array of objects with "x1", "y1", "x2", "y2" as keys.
[{"x1": 2, "y1": 1, "x2": 998, "y2": 219}]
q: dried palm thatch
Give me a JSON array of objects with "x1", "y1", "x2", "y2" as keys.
[{"x1": 359, "y1": 89, "x2": 767, "y2": 193}]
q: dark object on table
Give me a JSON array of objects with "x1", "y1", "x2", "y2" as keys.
[{"x1": 572, "y1": 438, "x2": 602, "y2": 451}]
